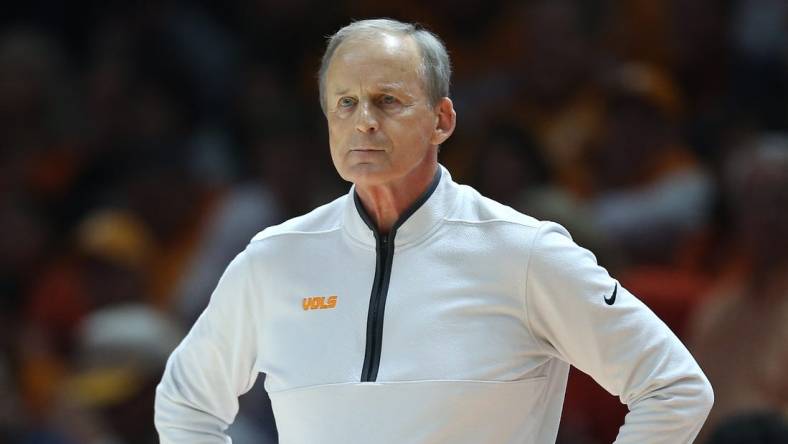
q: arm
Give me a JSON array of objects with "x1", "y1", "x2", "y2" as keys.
[
  {"x1": 155, "y1": 250, "x2": 261, "y2": 443},
  {"x1": 525, "y1": 222, "x2": 713, "y2": 444}
]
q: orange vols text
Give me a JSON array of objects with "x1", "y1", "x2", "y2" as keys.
[{"x1": 303, "y1": 295, "x2": 338, "y2": 310}]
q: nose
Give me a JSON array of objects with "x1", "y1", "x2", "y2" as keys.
[{"x1": 355, "y1": 101, "x2": 379, "y2": 133}]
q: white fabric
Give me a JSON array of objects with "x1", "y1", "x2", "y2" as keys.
[{"x1": 155, "y1": 165, "x2": 713, "y2": 443}]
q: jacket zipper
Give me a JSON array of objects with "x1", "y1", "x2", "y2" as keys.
[
  {"x1": 361, "y1": 232, "x2": 395, "y2": 381},
  {"x1": 357, "y1": 169, "x2": 442, "y2": 382}
]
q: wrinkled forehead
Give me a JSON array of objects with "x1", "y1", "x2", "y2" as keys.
[
  {"x1": 341, "y1": 32, "x2": 414, "y2": 54},
  {"x1": 327, "y1": 32, "x2": 423, "y2": 85}
]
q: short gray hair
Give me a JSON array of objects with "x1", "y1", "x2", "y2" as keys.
[{"x1": 318, "y1": 18, "x2": 451, "y2": 114}]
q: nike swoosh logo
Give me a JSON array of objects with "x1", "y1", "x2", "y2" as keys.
[{"x1": 604, "y1": 283, "x2": 618, "y2": 305}]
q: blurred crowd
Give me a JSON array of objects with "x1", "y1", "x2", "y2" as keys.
[{"x1": 1, "y1": 1, "x2": 787, "y2": 443}]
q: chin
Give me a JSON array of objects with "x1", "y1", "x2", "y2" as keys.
[{"x1": 341, "y1": 163, "x2": 395, "y2": 186}]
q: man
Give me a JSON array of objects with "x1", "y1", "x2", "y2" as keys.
[{"x1": 155, "y1": 19, "x2": 713, "y2": 443}]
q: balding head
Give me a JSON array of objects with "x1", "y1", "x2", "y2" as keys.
[{"x1": 318, "y1": 19, "x2": 451, "y2": 114}]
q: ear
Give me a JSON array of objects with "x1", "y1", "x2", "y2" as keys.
[{"x1": 430, "y1": 97, "x2": 456, "y2": 146}]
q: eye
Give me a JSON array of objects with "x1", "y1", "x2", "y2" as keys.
[
  {"x1": 338, "y1": 97, "x2": 356, "y2": 108},
  {"x1": 379, "y1": 95, "x2": 397, "y2": 105}
]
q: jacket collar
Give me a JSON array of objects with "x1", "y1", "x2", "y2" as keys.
[{"x1": 343, "y1": 164, "x2": 457, "y2": 249}]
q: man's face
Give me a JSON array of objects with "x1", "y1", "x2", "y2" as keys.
[{"x1": 324, "y1": 33, "x2": 441, "y2": 187}]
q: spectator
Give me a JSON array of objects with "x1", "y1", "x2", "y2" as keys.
[{"x1": 689, "y1": 136, "x2": 788, "y2": 441}]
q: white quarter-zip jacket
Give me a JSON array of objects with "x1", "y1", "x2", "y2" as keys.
[{"x1": 155, "y1": 165, "x2": 713, "y2": 443}]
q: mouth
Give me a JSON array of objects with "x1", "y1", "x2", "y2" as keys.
[{"x1": 350, "y1": 147, "x2": 385, "y2": 152}]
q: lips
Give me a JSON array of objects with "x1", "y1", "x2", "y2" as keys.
[
  {"x1": 350, "y1": 147, "x2": 385, "y2": 151},
  {"x1": 349, "y1": 147, "x2": 386, "y2": 154}
]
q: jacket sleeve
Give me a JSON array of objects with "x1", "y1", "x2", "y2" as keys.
[
  {"x1": 155, "y1": 249, "x2": 261, "y2": 443},
  {"x1": 525, "y1": 222, "x2": 713, "y2": 444}
]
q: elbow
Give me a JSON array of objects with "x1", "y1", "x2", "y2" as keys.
[
  {"x1": 665, "y1": 369, "x2": 714, "y2": 426},
  {"x1": 154, "y1": 382, "x2": 172, "y2": 432},
  {"x1": 697, "y1": 375, "x2": 714, "y2": 418},
  {"x1": 678, "y1": 369, "x2": 714, "y2": 427}
]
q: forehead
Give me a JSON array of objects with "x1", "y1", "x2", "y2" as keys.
[{"x1": 326, "y1": 33, "x2": 423, "y2": 89}]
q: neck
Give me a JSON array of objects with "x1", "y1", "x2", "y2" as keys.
[{"x1": 355, "y1": 160, "x2": 438, "y2": 234}]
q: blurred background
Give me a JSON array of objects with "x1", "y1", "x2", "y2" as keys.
[{"x1": 1, "y1": 0, "x2": 787, "y2": 443}]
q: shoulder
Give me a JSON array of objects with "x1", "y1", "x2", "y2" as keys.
[
  {"x1": 249, "y1": 193, "x2": 347, "y2": 244},
  {"x1": 440, "y1": 183, "x2": 576, "y2": 263},
  {"x1": 449, "y1": 184, "x2": 541, "y2": 227},
  {"x1": 446, "y1": 183, "x2": 544, "y2": 233}
]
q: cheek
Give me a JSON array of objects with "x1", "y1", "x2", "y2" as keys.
[
  {"x1": 389, "y1": 107, "x2": 425, "y2": 130},
  {"x1": 400, "y1": 115, "x2": 435, "y2": 146},
  {"x1": 327, "y1": 121, "x2": 345, "y2": 148},
  {"x1": 326, "y1": 125, "x2": 340, "y2": 160}
]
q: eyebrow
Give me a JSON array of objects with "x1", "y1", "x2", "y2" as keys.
[
  {"x1": 332, "y1": 83, "x2": 407, "y2": 96},
  {"x1": 378, "y1": 83, "x2": 405, "y2": 92}
]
